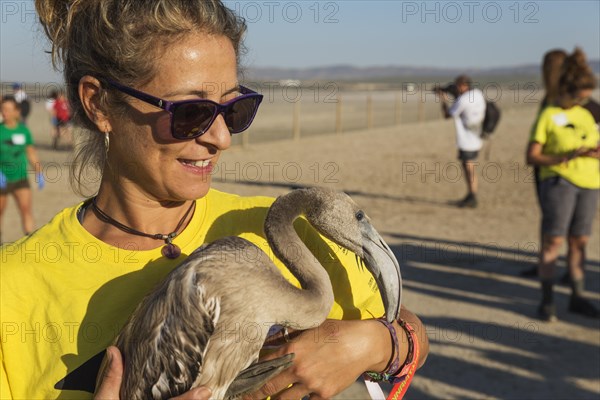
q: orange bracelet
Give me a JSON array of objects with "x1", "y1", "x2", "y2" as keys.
[{"x1": 387, "y1": 320, "x2": 420, "y2": 400}]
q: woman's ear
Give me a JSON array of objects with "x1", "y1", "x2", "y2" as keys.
[{"x1": 79, "y1": 75, "x2": 112, "y2": 132}]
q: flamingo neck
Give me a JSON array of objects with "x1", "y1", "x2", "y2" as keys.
[{"x1": 264, "y1": 190, "x2": 334, "y2": 325}]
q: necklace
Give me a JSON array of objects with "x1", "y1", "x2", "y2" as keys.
[{"x1": 90, "y1": 198, "x2": 196, "y2": 259}]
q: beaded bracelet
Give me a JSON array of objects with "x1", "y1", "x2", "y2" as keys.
[
  {"x1": 394, "y1": 319, "x2": 416, "y2": 381},
  {"x1": 364, "y1": 318, "x2": 416, "y2": 384},
  {"x1": 364, "y1": 318, "x2": 400, "y2": 383}
]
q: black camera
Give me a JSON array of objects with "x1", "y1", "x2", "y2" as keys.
[{"x1": 431, "y1": 83, "x2": 459, "y2": 99}]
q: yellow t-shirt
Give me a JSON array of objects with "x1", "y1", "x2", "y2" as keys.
[
  {"x1": 0, "y1": 189, "x2": 384, "y2": 400},
  {"x1": 530, "y1": 105, "x2": 600, "y2": 189}
]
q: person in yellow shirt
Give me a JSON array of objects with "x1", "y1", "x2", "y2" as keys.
[
  {"x1": 1, "y1": 1, "x2": 428, "y2": 399},
  {"x1": 527, "y1": 48, "x2": 600, "y2": 321}
]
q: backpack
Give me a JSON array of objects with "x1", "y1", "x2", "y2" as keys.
[{"x1": 481, "y1": 101, "x2": 501, "y2": 138}]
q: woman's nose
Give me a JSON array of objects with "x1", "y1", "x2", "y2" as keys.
[{"x1": 197, "y1": 114, "x2": 231, "y2": 151}]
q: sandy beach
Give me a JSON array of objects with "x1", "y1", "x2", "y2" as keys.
[{"x1": 2, "y1": 100, "x2": 599, "y2": 399}]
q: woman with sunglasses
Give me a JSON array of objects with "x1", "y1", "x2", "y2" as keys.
[{"x1": 0, "y1": 1, "x2": 428, "y2": 399}]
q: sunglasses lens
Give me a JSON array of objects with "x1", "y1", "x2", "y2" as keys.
[
  {"x1": 171, "y1": 94, "x2": 261, "y2": 139},
  {"x1": 172, "y1": 103, "x2": 216, "y2": 138},
  {"x1": 225, "y1": 96, "x2": 261, "y2": 134}
]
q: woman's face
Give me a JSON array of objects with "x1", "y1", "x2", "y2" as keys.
[
  {"x1": 106, "y1": 33, "x2": 238, "y2": 202},
  {"x1": 577, "y1": 88, "x2": 593, "y2": 103}
]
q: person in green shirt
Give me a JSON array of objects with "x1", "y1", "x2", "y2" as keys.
[
  {"x1": 526, "y1": 48, "x2": 600, "y2": 321},
  {"x1": 0, "y1": 96, "x2": 44, "y2": 243}
]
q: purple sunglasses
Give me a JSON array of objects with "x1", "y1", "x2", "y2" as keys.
[{"x1": 106, "y1": 80, "x2": 263, "y2": 140}]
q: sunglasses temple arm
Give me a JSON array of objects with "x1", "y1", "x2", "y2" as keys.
[{"x1": 108, "y1": 80, "x2": 172, "y2": 111}]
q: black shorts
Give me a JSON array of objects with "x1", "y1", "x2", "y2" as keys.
[
  {"x1": 458, "y1": 150, "x2": 479, "y2": 161},
  {"x1": 0, "y1": 179, "x2": 30, "y2": 195}
]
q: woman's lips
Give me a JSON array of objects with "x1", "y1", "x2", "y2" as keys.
[{"x1": 178, "y1": 158, "x2": 213, "y2": 174}]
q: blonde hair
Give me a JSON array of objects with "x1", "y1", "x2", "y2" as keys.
[{"x1": 35, "y1": 0, "x2": 246, "y2": 196}]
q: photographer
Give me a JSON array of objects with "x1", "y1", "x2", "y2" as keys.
[{"x1": 435, "y1": 75, "x2": 486, "y2": 208}]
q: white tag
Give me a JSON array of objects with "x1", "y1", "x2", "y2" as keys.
[
  {"x1": 552, "y1": 113, "x2": 569, "y2": 127},
  {"x1": 365, "y1": 380, "x2": 386, "y2": 400},
  {"x1": 11, "y1": 134, "x2": 26, "y2": 145}
]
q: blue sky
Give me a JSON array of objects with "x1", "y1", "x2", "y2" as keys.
[{"x1": 1, "y1": 1, "x2": 599, "y2": 83}]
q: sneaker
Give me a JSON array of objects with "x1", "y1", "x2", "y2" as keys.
[
  {"x1": 569, "y1": 297, "x2": 600, "y2": 318},
  {"x1": 538, "y1": 303, "x2": 557, "y2": 322},
  {"x1": 457, "y1": 194, "x2": 478, "y2": 209}
]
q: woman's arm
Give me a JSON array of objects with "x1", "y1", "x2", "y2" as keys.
[
  {"x1": 25, "y1": 145, "x2": 44, "y2": 189},
  {"x1": 526, "y1": 141, "x2": 589, "y2": 166},
  {"x1": 248, "y1": 307, "x2": 428, "y2": 400},
  {"x1": 25, "y1": 145, "x2": 42, "y2": 175}
]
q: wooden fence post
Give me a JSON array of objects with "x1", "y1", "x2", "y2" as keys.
[
  {"x1": 367, "y1": 95, "x2": 373, "y2": 130},
  {"x1": 336, "y1": 95, "x2": 343, "y2": 135},
  {"x1": 293, "y1": 100, "x2": 301, "y2": 140},
  {"x1": 395, "y1": 93, "x2": 401, "y2": 125}
]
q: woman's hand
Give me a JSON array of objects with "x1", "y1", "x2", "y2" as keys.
[
  {"x1": 247, "y1": 308, "x2": 428, "y2": 400},
  {"x1": 558, "y1": 146, "x2": 600, "y2": 163},
  {"x1": 93, "y1": 347, "x2": 122, "y2": 400},
  {"x1": 578, "y1": 146, "x2": 600, "y2": 159},
  {"x1": 94, "y1": 346, "x2": 212, "y2": 400},
  {"x1": 526, "y1": 142, "x2": 599, "y2": 166},
  {"x1": 245, "y1": 319, "x2": 390, "y2": 400}
]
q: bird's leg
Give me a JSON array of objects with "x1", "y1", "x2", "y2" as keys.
[{"x1": 224, "y1": 353, "x2": 295, "y2": 399}]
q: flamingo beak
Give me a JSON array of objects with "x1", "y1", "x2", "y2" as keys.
[{"x1": 361, "y1": 223, "x2": 402, "y2": 322}]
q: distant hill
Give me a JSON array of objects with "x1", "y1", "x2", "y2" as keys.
[{"x1": 245, "y1": 60, "x2": 600, "y2": 82}]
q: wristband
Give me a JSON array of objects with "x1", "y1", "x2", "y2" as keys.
[
  {"x1": 364, "y1": 319, "x2": 417, "y2": 386},
  {"x1": 364, "y1": 318, "x2": 401, "y2": 383},
  {"x1": 393, "y1": 320, "x2": 416, "y2": 380},
  {"x1": 387, "y1": 320, "x2": 419, "y2": 400}
]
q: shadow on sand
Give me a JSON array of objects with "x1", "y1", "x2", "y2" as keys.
[{"x1": 383, "y1": 232, "x2": 599, "y2": 399}]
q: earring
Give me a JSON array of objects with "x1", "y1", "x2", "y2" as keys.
[{"x1": 104, "y1": 130, "x2": 110, "y2": 153}]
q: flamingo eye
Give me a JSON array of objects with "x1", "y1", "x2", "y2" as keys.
[{"x1": 355, "y1": 211, "x2": 364, "y2": 221}]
